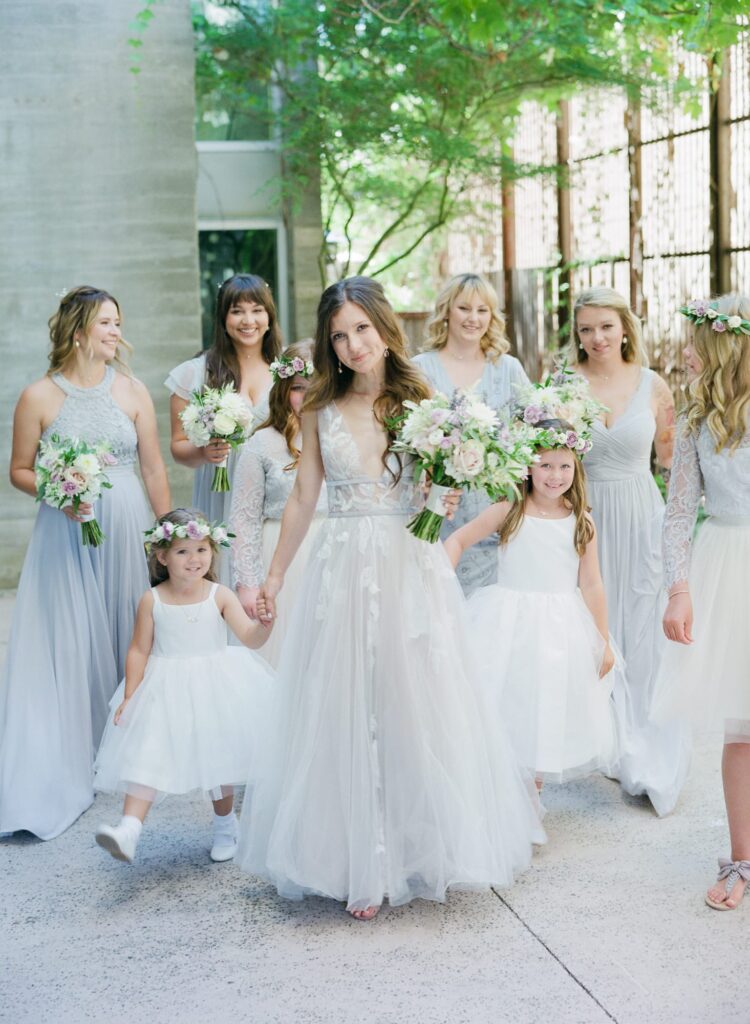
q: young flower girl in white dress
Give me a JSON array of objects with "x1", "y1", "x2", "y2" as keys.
[
  {"x1": 94, "y1": 509, "x2": 273, "y2": 865},
  {"x1": 446, "y1": 384, "x2": 622, "y2": 789}
]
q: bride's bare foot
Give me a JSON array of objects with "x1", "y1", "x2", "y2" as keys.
[
  {"x1": 348, "y1": 905, "x2": 381, "y2": 920},
  {"x1": 705, "y1": 864, "x2": 749, "y2": 911}
]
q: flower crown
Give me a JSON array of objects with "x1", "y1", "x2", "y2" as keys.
[
  {"x1": 269, "y1": 354, "x2": 314, "y2": 383},
  {"x1": 144, "y1": 518, "x2": 233, "y2": 550},
  {"x1": 509, "y1": 364, "x2": 607, "y2": 456},
  {"x1": 679, "y1": 300, "x2": 750, "y2": 335}
]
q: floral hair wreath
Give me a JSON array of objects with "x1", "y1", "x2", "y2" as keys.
[
  {"x1": 509, "y1": 363, "x2": 607, "y2": 456},
  {"x1": 269, "y1": 354, "x2": 314, "y2": 383},
  {"x1": 679, "y1": 300, "x2": 750, "y2": 335},
  {"x1": 144, "y1": 518, "x2": 233, "y2": 550}
]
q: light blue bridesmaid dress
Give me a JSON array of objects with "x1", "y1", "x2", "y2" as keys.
[
  {"x1": 584, "y1": 367, "x2": 690, "y2": 815},
  {"x1": 165, "y1": 353, "x2": 270, "y2": 586},
  {"x1": 412, "y1": 350, "x2": 529, "y2": 595},
  {"x1": 0, "y1": 367, "x2": 152, "y2": 839}
]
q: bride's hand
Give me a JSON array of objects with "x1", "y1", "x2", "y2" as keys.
[
  {"x1": 258, "y1": 573, "x2": 283, "y2": 623},
  {"x1": 443, "y1": 488, "x2": 461, "y2": 521}
]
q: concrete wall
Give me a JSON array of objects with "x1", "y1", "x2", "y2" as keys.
[{"x1": 0, "y1": 0, "x2": 201, "y2": 586}]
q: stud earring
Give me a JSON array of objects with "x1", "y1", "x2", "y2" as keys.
[
  {"x1": 337, "y1": 359, "x2": 343, "y2": 374},
  {"x1": 383, "y1": 347, "x2": 390, "y2": 359},
  {"x1": 622, "y1": 336, "x2": 627, "y2": 346}
]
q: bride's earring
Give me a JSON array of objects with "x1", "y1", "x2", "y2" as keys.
[{"x1": 337, "y1": 359, "x2": 343, "y2": 374}]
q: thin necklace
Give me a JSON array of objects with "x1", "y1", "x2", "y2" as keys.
[{"x1": 175, "y1": 581, "x2": 207, "y2": 623}]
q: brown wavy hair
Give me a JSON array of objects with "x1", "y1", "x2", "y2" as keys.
[
  {"x1": 147, "y1": 508, "x2": 220, "y2": 586},
  {"x1": 422, "y1": 273, "x2": 509, "y2": 362},
  {"x1": 48, "y1": 286, "x2": 131, "y2": 376},
  {"x1": 204, "y1": 274, "x2": 282, "y2": 389},
  {"x1": 685, "y1": 293, "x2": 750, "y2": 453},
  {"x1": 256, "y1": 340, "x2": 314, "y2": 469},
  {"x1": 569, "y1": 286, "x2": 648, "y2": 366},
  {"x1": 499, "y1": 422, "x2": 594, "y2": 557},
  {"x1": 305, "y1": 276, "x2": 431, "y2": 478}
]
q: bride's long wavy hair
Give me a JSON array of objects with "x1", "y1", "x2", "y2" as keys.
[{"x1": 304, "y1": 276, "x2": 431, "y2": 478}]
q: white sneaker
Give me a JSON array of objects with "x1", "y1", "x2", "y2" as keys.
[
  {"x1": 95, "y1": 823, "x2": 139, "y2": 864},
  {"x1": 210, "y1": 812, "x2": 238, "y2": 862}
]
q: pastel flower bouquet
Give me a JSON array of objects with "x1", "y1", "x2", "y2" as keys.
[
  {"x1": 390, "y1": 390, "x2": 534, "y2": 542},
  {"x1": 509, "y1": 364, "x2": 607, "y2": 454},
  {"x1": 35, "y1": 434, "x2": 116, "y2": 546},
  {"x1": 179, "y1": 383, "x2": 254, "y2": 492}
]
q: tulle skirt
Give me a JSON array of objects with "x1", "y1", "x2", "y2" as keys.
[
  {"x1": 257, "y1": 515, "x2": 326, "y2": 669},
  {"x1": 237, "y1": 513, "x2": 545, "y2": 912},
  {"x1": 650, "y1": 519, "x2": 750, "y2": 738},
  {"x1": 468, "y1": 584, "x2": 620, "y2": 782},
  {"x1": 0, "y1": 467, "x2": 151, "y2": 839},
  {"x1": 588, "y1": 473, "x2": 690, "y2": 815},
  {"x1": 94, "y1": 647, "x2": 274, "y2": 801}
]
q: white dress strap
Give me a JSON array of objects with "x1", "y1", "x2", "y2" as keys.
[
  {"x1": 151, "y1": 585, "x2": 162, "y2": 604},
  {"x1": 209, "y1": 581, "x2": 220, "y2": 600}
]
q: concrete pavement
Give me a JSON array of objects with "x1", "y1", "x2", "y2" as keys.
[{"x1": 1, "y1": 589, "x2": 748, "y2": 1024}]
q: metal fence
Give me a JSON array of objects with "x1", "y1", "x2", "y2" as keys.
[{"x1": 445, "y1": 34, "x2": 750, "y2": 389}]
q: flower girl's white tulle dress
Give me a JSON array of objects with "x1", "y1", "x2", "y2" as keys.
[
  {"x1": 94, "y1": 583, "x2": 273, "y2": 801},
  {"x1": 467, "y1": 515, "x2": 621, "y2": 782},
  {"x1": 236, "y1": 404, "x2": 545, "y2": 912}
]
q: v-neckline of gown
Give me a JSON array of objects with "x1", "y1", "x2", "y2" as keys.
[
  {"x1": 331, "y1": 402, "x2": 390, "y2": 484},
  {"x1": 596, "y1": 368, "x2": 647, "y2": 432}
]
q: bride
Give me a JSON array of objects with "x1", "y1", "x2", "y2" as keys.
[{"x1": 236, "y1": 276, "x2": 545, "y2": 919}]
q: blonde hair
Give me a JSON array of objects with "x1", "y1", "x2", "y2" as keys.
[
  {"x1": 256, "y1": 340, "x2": 314, "y2": 469},
  {"x1": 499, "y1": 427, "x2": 594, "y2": 557},
  {"x1": 423, "y1": 273, "x2": 509, "y2": 363},
  {"x1": 570, "y1": 287, "x2": 648, "y2": 366},
  {"x1": 305, "y1": 276, "x2": 431, "y2": 479},
  {"x1": 685, "y1": 293, "x2": 750, "y2": 453},
  {"x1": 147, "y1": 508, "x2": 220, "y2": 585},
  {"x1": 48, "y1": 286, "x2": 131, "y2": 376}
]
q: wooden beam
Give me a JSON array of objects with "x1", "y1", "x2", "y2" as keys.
[{"x1": 556, "y1": 99, "x2": 572, "y2": 343}]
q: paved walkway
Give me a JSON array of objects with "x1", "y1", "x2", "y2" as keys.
[{"x1": 1, "y1": 589, "x2": 748, "y2": 1024}]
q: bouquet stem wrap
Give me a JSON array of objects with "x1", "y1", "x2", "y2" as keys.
[
  {"x1": 78, "y1": 510, "x2": 105, "y2": 547},
  {"x1": 212, "y1": 456, "x2": 230, "y2": 493},
  {"x1": 406, "y1": 482, "x2": 454, "y2": 543}
]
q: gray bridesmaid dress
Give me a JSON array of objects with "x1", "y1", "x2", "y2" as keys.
[
  {"x1": 0, "y1": 367, "x2": 152, "y2": 839},
  {"x1": 412, "y1": 350, "x2": 529, "y2": 595},
  {"x1": 584, "y1": 367, "x2": 690, "y2": 815}
]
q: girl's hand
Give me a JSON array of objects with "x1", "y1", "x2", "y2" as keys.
[
  {"x1": 258, "y1": 573, "x2": 283, "y2": 623},
  {"x1": 204, "y1": 439, "x2": 232, "y2": 465},
  {"x1": 237, "y1": 584, "x2": 261, "y2": 621},
  {"x1": 663, "y1": 592, "x2": 693, "y2": 644},
  {"x1": 63, "y1": 501, "x2": 93, "y2": 523},
  {"x1": 599, "y1": 642, "x2": 615, "y2": 679},
  {"x1": 113, "y1": 697, "x2": 130, "y2": 725}
]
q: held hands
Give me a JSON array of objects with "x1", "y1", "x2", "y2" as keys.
[
  {"x1": 599, "y1": 642, "x2": 615, "y2": 679},
  {"x1": 204, "y1": 439, "x2": 231, "y2": 465},
  {"x1": 663, "y1": 592, "x2": 693, "y2": 645},
  {"x1": 237, "y1": 584, "x2": 261, "y2": 621},
  {"x1": 258, "y1": 573, "x2": 283, "y2": 624}
]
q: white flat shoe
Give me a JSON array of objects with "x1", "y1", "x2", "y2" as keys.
[
  {"x1": 210, "y1": 838, "x2": 238, "y2": 862},
  {"x1": 95, "y1": 823, "x2": 138, "y2": 864}
]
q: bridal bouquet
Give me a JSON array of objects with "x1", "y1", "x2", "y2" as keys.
[
  {"x1": 36, "y1": 434, "x2": 116, "y2": 546},
  {"x1": 179, "y1": 383, "x2": 253, "y2": 491},
  {"x1": 390, "y1": 390, "x2": 534, "y2": 542}
]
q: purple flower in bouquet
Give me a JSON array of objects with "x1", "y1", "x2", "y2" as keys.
[{"x1": 523, "y1": 405, "x2": 544, "y2": 425}]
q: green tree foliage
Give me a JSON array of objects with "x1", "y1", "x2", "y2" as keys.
[{"x1": 194, "y1": 0, "x2": 747, "y2": 286}]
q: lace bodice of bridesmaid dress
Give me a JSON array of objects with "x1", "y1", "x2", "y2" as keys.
[{"x1": 42, "y1": 366, "x2": 138, "y2": 465}]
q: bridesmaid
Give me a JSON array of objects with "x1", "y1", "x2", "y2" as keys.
[
  {"x1": 571, "y1": 286, "x2": 690, "y2": 815},
  {"x1": 0, "y1": 286, "x2": 170, "y2": 839},
  {"x1": 230, "y1": 341, "x2": 327, "y2": 667},
  {"x1": 413, "y1": 273, "x2": 529, "y2": 594},
  {"x1": 165, "y1": 274, "x2": 282, "y2": 584}
]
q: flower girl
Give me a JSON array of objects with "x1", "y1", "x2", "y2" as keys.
[
  {"x1": 94, "y1": 509, "x2": 273, "y2": 865},
  {"x1": 445, "y1": 373, "x2": 622, "y2": 788}
]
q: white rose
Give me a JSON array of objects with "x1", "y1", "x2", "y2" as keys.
[
  {"x1": 727, "y1": 315, "x2": 742, "y2": 330},
  {"x1": 705, "y1": 307, "x2": 719, "y2": 319},
  {"x1": 74, "y1": 452, "x2": 100, "y2": 476},
  {"x1": 212, "y1": 411, "x2": 236, "y2": 436},
  {"x1": 447, "y1": 440, "x2": 485, "y2": 480},
  {"x1": 428, "y1": 429, "x2": 444, "y2": 446}
]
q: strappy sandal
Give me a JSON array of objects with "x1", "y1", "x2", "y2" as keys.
[{"x1": 705, "y1": 858, "x2": 750, "y2": 911}]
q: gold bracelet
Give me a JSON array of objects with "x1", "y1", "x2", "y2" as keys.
[{"x1": 668, "y1": 589, "x2": 689, "y2": 598}]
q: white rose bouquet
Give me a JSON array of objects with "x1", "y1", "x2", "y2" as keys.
[
  {"x1": 35, "y1": 434, "x2": 116, "y2": 546},
  {"x1": 179, "y1": 383, "x2": 254, "y2": 492},
  {"x1": 389, "y1": 390, "x2": 534, "y2": 543}
]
